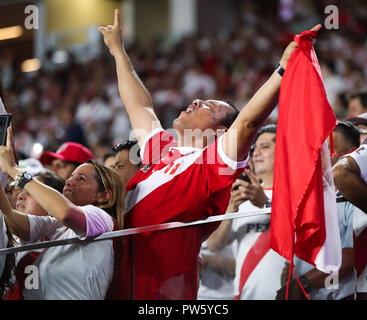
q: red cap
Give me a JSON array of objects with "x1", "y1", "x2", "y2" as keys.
[{"x1": 39, "y1": 142, "x2": 93, "y2": 165}]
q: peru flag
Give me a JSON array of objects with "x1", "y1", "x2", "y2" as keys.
[{"x1": 271, "y1": 29, "x2": 341, "y2": 274}]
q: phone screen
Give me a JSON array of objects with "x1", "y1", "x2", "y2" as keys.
[{"x1": 0, "y1": 114, "x2": 12, "y2": 146}]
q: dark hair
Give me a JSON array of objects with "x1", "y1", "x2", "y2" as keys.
[
  {"x1": 250, "y1": 124, "x2": 277, "y2": 155},
  {"x1": 218, "y1": 101, "x2": 240, "y2": 129},
  {"x1": 335, "y1": 120, "x2": 360, "y2": 149},
  {"x1": 349, "y1": 90, "x2": 367, "y2": 109},
  {"x1": 34, "y1": 170, "x2": 65, "y2": 193},
  {"x1": 103, "y1": 152, "x2": 115, "y2": 163},
  {"x1": 112, "y1": 139, "x2": 141, "y2": 167},
  {"x1": 66, "y1": 161, "x2": 81, "y2": 168},
  {"x1": 255, "y1": 124, "x2": 277, "y2": 142}
]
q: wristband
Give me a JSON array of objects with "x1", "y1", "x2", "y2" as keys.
[
  {"x1": 275, "y1": 63, "x2": 285, "y2": 76},
  {"x1": 14, "y1": 170, "x2": 33, "y2": 189},
  {"x1": 265, "y1": 199, "x2": 272, "y2": 208}
]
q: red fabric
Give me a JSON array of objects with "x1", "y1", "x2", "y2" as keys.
[
  {"x1": 234, "y1": 231, "x2": 271, "y2": 300},
  {"x1": 270, "y1": 30, "x2": 337, "y2": 266},
  {"x1": 353, "y1": 229, "x2": 367, "y2": 278}
]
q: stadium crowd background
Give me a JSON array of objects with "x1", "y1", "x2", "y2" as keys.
[
  {"x1": 0, "y1": 0, "x2": 367, "y2": 302},
  {"x1": 0, "y1": 0, "x2": 366, "y2": 161}
]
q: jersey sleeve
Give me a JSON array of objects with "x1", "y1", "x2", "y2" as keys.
[
  {"x1": 28, "y1": 215, "x2": 63, "y2": 243},
  {"x1": 80, "y1": 205, "x2": 114, "y2": 238},
  {"x1": 202, "y1": 134, "x2": 248, "y2": 193},
  {"x1": 140, "y1": 128, "x2": 178, "y2": 165},
  {"x1": 346, "y1": 145, "x2": 367, "y2": 182}
]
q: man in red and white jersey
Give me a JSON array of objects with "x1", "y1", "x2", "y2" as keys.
[{"x1": 100, "y1": 10, "x2": 320, "y2": 299}]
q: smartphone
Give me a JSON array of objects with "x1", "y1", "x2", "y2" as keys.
[
  {"x1": 233, "y1": 171, "x2": 251, "y2": 190},
  {"x1": 238, "y1": 171, "x2": 251, "y2": 184},
  {"x1": 0, "y1": 114, "x2": 12, "y2": 146}
]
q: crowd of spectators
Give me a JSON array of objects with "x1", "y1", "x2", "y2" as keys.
[{"x1": 0, "y1": 0, "x2": 366, "y2": 161}]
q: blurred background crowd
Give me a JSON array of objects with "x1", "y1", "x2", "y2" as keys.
[{"x1": 0, "y1": 0, "x2": 366, "y2": 161}]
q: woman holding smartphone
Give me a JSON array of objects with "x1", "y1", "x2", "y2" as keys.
[{"x1": 0, "y1": 128, "x2": 125, "y2": 299}]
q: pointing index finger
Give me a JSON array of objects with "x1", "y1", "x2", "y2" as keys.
[
  {"x1": 310, "y1": 24, "x2": 322, "y2": 32},
  {"x1": 6, "y1": 126, "x2": 11, "y2": 148},
  {"x1": 114, "y1": 9, "x2": 120, "y2": 27}
]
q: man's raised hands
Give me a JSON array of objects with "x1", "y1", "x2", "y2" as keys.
[
  {"x1": 279, "y1": 24, "x2": 322, "y2": 69},
  {"x1": 99, "y1": 9, "x2": 124, "y2": 56}
]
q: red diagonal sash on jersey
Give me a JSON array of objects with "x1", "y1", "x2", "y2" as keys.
[
  {"x1": 234, "y1": 231, "x2": 271, "y2": 300},
  {"x1": 354, "y1": 229, "x2": 367, "y2": 278}
]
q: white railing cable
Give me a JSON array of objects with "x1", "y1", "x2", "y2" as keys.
[{"x1": 0, "y1": 208, "x2": 271, "y2": 255}]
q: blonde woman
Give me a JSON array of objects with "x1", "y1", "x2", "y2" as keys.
[{"x1": 0, "y1": 128, "x2": 125, "y2": 299}]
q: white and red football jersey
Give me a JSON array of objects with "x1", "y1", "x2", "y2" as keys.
[
  {"x1": 232, "y1": 190, "x2": 287, "y2": 300},
  {"x1": 22, "y1": 205, "x2": 114, "y2": 300},
  {"x1": 119, "y1": 128, "x2": 247, "y2": 300},
  {"x1": 342, "y1": 145, "x2": 367, "y2": 294}
]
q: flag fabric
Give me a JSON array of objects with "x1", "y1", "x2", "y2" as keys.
[{"x1": 270, "y1": 30, "x2": 342, "y2": 278}]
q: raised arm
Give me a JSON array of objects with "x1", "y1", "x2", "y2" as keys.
[
  {"x1": 0, "y1": 129, "x2": 87, "y2": 237},
  {"x1": 99, "y1": 9, "x2": 162, "y2": 147},
  {"x1": 333, "y1": 156, "x2": 367, "y2": 213},
  {"x1": 207, "y1": 181, "x2": 248, "y2": 252},
  {"x1": 0, "y1": 182, "x2": 30, "y2": 240},
  {"x1": 223, "y1": 25, "x2": 322, "y2": 161}
]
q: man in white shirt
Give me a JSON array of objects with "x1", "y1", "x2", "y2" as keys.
[
  {"x1": 333, "y1": 137, "x2": 367, "y2": 299},
  {"x1": 205, "y1": 125, "x2": 286, "y2": 300}
]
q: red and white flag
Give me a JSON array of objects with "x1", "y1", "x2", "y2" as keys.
[{"x1": 271, "y1": 29, "x2": 342, "y2": 281}]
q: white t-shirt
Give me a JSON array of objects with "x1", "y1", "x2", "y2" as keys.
[
  {"x1": 198, "y1": 239, "x2": 237, "y2": 300},
  {"x1": 232, "y1": 190, "x2": 287, "y2": 300},
  {"x1": 293, "y1": 198, "x2": 355, "y2": 299},
  {"x1": 343, "y1": 145, "x2": 367, "y2": 293},
  {"x1": 22, "y1": 205, "x2": 114, "y2": 300},
  {"x1": 0, "y1": 210, "x2": 8, "y2": 279}
]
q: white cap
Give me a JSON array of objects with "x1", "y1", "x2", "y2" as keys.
[{"x1": 18, "y1": 158, "x2": 47, "y2": 175}]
